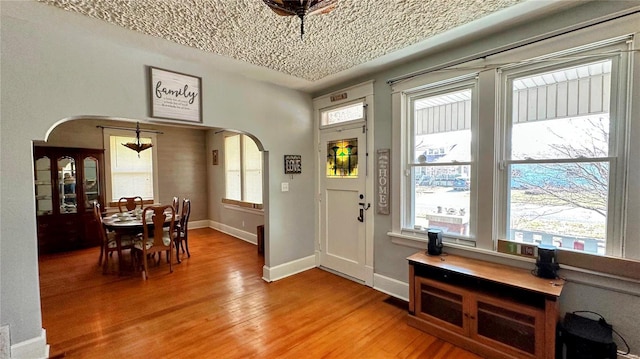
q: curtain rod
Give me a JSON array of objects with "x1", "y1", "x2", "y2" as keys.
[{"x1": 96, "y1": 125, "x2": 163, "y2": 135}]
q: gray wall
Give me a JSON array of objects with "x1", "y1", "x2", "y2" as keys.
[{"x1": 1, "y1": 1, "x2": 314, "y2": 345}]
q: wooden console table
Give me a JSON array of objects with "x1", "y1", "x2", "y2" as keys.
[{"x1": 407, "y1": 251, "x2": 564, "y2": 359}]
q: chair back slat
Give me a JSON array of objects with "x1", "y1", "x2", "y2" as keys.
[
  {"x1": 142, "y1": 205, "x2": 175, "y2": 248},
  {"x1": 172, "y1": 196, "x2": 179, "y2": 214},
  {"x1": 118, "y1": 196, "x2": 143, "y2": 212}
]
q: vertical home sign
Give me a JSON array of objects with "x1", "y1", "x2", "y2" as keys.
[{"x1": 376, "y1": 149, "x2": 390, "y2": 215}]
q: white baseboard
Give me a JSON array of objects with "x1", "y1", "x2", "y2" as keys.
[
  {"x1": 187, "y1": 219, "x2": 211, "y2": 230},
  {"x1": 208, "y1": 220, "x2": 257, "y2": 245},
  {"x1": 373, "y1": 273, "x2": 409, "y2": 302},
  {"x1": 10, "y1": 329, "x2": 48, "y2": 359},
  {"x1": 201, "y1": 222, "x2": 409, "y2": 299},
  {"x1": 262, "y1": 255, "x2": 316, "y2": 282}
]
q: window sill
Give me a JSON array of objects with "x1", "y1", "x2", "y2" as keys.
[
  {"x1": 388, "y1": 231, "x2": 640, "y2": 296},
  {"x1": 223, "y1": 203, "x2": 264, "y2": 216}
]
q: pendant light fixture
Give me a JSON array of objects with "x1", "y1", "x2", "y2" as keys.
[
  {"x1": 97, "y1": 122, "x2": 162, "y2": 158},
  {"x1": 263, "y1": 0, "x2": 337, "y2": 39},
  {"x1": 122, "y1": 122, "x2": 153, "y2": 156}
]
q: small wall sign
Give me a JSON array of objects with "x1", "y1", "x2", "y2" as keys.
[
  {"x1": 284, "y1": 155, "x2": 302, "y2": 174},
  {"x1": 212, "y1": 150, "x2": 219, "y2": 165},
  {"x1": 376, "y1": 149, "x2": 390, "y2": 215},
  {"x1": 330, "y1": 92, "x2": 348, "y2": 102}
]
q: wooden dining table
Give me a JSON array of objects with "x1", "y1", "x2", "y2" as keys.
[{"x1": 102, "y1": 211, "x2": 181, "y2": 273}]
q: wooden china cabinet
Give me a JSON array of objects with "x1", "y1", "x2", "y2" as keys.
[{"x1": 34, "y1": 146, "x2": 105, "y2": 254}]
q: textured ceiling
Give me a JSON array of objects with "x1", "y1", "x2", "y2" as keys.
[{"x1": 36, "y1": 0, "x2": 525, "y2": 84}]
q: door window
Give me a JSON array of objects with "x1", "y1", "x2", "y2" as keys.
[{"x1": 326, "y1": 138, "x2": 358, "y2": 178}]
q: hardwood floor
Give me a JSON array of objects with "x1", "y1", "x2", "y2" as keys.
[{"x1": 39, "y1": 228, "x2": 483, "y2": 358}]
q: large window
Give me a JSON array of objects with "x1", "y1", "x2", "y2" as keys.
[
  {"x1": 391, "y1": 32, "x2": 637, "y2": 272},
  {"x1": 406, "y1": 82, "x2": 476, "y2": 239},
  {"x1": 108, "y1": 134, "x2": 155, "y2": 201},
  {"x1": 502, "y1": 59, "x2": 623, "y2": 256},
  {"x1": 224, "y1": 134, "x2": 262, "y2": 205}
]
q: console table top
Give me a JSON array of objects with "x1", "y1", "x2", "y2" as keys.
[{"x1": 408, "y1": 251, "x2": 564, "y2": 297}]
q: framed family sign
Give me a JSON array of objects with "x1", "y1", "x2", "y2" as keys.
[{"x1": 149, "y1": 66, "x2": 202, "y2": 123}]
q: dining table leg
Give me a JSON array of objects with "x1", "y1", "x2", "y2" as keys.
[{"x1": 115, "y1": 232, "x2": 124, "y2": 275}]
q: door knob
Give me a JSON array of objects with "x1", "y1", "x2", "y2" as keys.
[{"x1": 357, "y1": 202, "x2": 370, "y2": 222}]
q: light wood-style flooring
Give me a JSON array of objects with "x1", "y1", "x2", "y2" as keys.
[{"x1": 39, "y1": 228, "x2": 483, "y2": 358}]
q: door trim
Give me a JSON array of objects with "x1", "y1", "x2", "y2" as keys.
[{"x1": 313, "y1": 81, "x2": 375, "y2": 286}]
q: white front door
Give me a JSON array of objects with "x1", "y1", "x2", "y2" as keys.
[{"x1": 319, "y1": 127, "x2": 368, "y2": 282}]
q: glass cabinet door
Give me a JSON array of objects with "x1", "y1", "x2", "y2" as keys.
[
  {"x1": 58, "y1": 156, "x2": 77, "y2": 214},
  {"x1": 35, "y1": 156, "x2": 53, "y2": 215},
  {"x1": 83, "y1": 156, "x2": 100, "y2": 209}
]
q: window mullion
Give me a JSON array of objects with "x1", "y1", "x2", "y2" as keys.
[{"x1": 240, "y1": 135, "x2": 246, "y2": 202}]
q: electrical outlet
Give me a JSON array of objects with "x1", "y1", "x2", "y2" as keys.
[
  {"x1": 242, "y1": 221, "x2": 245, "y2": 228},
  {"x1": 281, "y1": 182, "x2": 289, "y2": 192}
]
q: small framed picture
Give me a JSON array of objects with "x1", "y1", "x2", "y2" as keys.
[{"x1": 212, "y1": 150, "x2": 219, "y2": 165}]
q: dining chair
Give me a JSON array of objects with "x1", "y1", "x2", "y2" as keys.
[
  {"x1": 173, "y1": 198, "x2": 191, "y2": 259},
  {"x1": 94, "y1": 202, "x2": 134, "y2": 274},
  {"x1": 172, "y1": 196, "x2": 179, "y2": 214},
  {"x1": 118, "y1": 196, "x2": 143, "y2": 212},
  {"x1": 134, "y1": 205, "x2": 176, "y2": 280}
]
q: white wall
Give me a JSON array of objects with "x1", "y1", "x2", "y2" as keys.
[{"x1": 0, "y1": 1, "x2": 315, "y2": 350}]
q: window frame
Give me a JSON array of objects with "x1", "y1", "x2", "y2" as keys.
[
  {"x1": 389, "y1": 18, "x2": 640, "y2": 281},
  {"x1": 103, "y1": 128, "x2": 159, "y2": 204},
  {"x1": 223, "y1": 133, "x2": 263, "y2": 209},
  {"x1": 498, "y1": 53, "x2": 628, "y2": 257},
  {"x1": 319, "y1": 98, "x2": 367, "y2": 130},
  {"x1": 403, "y1": 77, "x2": 479, "y2": 244}
]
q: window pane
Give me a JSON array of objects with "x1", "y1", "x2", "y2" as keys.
[
  {"x1": 511, "y1": 116, "x2": 610, "y2": 160},
  {"x1": 110, "y1": 135, "x2": 153, "y2": 201},
  {"x1": 508, "y1": 162, "x2": 608, "y2": 255},
  {"x1": 413, "y1": 89, "x2": 471, "y2": 164},
  {"x1": 511, "y1": 60, "x2": 611, "y2": 160},
  {"x1": 410, "y1": 87, "x2": 473, "y2": 237},
  {"x1": 414, "y1": 165, "x2": 470, "y2": 236},
  {"x1": 326, "y1": 138, "x2": 358, "y2": 178},
  {"x1": 243, "y1": 136, "x2": 262, "y2": 204},
  {"x1": 507, "y1": 60, "x2": 614, "y2": 255},
  {"x1": 321, "y1": 102, "x2": 364, "y2": 126},
  {"x1": 225, "y1": 135, "x2": 241, "y2": 201}
]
